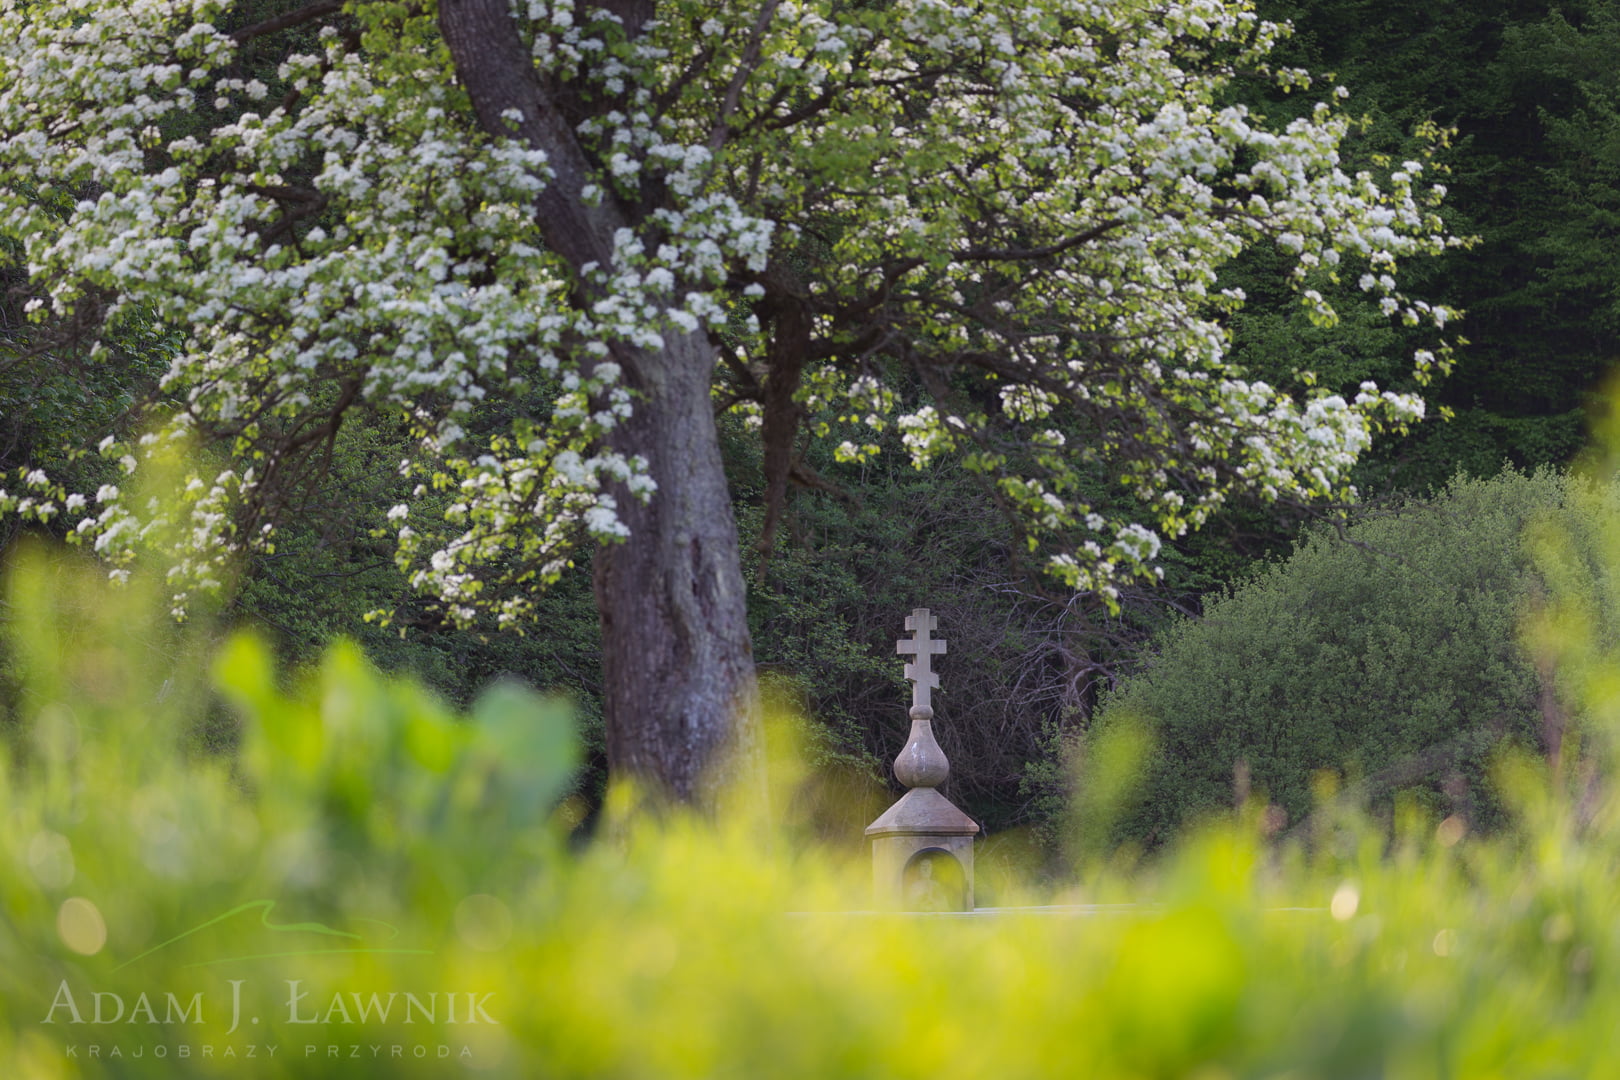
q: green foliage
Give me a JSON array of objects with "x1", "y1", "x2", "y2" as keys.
[
  {"x1": 12, "y1": 514, "x2": 1620, "y2": 1076},
  {"x1": 1094, "y1": 468, "x2": 1620, "y2": 845},
  {"x1": 0, "y1": 543, "x2": 582, "y2": 1075}
]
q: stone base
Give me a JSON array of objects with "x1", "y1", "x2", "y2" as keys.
[{"x1": 870, "y1": 833, "x2": 976, "y2": 912}]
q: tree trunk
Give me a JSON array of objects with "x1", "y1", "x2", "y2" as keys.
[
  {"x1": 438, "y1": 0, "x2": 762, "y2": 806},
  {"x1": 755, "y1": 287, "x2": 811, "y2": 571},
  {"x1": 595, "y1": 332, "x2": 761, "y2": 804}
]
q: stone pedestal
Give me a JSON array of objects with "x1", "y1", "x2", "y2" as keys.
[{"x1": 867, "y1": 785, "x2": 979, "y2": 911}]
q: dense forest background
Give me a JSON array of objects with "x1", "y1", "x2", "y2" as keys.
[{"x1": 2, "y1": 0, "x2": 1616, "y2": 849}]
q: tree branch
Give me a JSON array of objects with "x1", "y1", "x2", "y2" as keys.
[
  {"x1": 956, "y1": 219, "x2": 1125, "y2": 262},
  {"x1": 717, "y1": 342, "x2": 762, "y2": 396},
  {"x1": 788, "y1": 460, "x2": 857, "y2": 506},
  {"x1": 231, "y1": 0, "x2": 348, "y2": 44},
  {"x1": 760, "y1": 85, "x2": 840, "y2": 132},
  {"x1": 438, "y1": 0, "x2": 627, "y2": 277},
  {"x1": 830, "y1": 257, "x2": 924, "y2": 321},
  {"x1": 708, "y1": 0, "x2": 784, "y2": 152}
]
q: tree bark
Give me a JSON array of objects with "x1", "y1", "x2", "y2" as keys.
[
  {"x1": 439, "y1": 0, "x2": 761, "y2": 806},
  {"x1": 755, "y1": 285, "x2": 811, "y2": 571},
  {"x1": 595, "y1": 331, "x2": 761, "y2": 803}
]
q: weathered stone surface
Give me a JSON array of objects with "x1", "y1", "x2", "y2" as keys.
[
  {"x1": 892, "y1": 707, "x2": 949, "y2": 788},
  {"x1": 865, "y1": 786, "x2": 981, "y2": 837},
  {"x1": 895, "y1": 608, "x2": 946, "y2": 713}
]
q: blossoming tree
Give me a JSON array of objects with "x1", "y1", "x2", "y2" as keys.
[{"x1": 0, "y1": 0, "x2": 1458, "y2": 802}]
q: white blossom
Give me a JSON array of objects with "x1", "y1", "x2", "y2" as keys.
[{"x1": 0, "y1": 0, "x2": 1457, "y2": 616}]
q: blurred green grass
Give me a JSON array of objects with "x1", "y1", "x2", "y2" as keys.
[{"x1": 5, "y1": 465, "x2": 1620, "y2": 1080}]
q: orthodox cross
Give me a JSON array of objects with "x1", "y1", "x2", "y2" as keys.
[{"x1": 896, "y1": 607, "x2": 947, "y2": 713}]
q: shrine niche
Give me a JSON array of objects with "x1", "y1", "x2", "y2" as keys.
[{"x1": 902, "y1": 847, "x2": 968, "y2": 913}]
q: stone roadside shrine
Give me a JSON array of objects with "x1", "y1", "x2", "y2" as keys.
[{"x1": 865, "y1": 607, "x2": 980, "y2": 911}]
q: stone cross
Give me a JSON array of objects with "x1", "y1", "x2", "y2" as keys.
[{"x1": 896, "y1": 607, "x2": 947, "y2": 713}]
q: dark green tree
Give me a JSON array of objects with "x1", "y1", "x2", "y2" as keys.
[{"x1": 1258, "y1": 0, "x2": 1620, "y2": 489}]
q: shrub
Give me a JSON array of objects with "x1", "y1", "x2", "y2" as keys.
[{"x1": 1095, "y1": 468, "x2": 1620, "y2": 845}]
